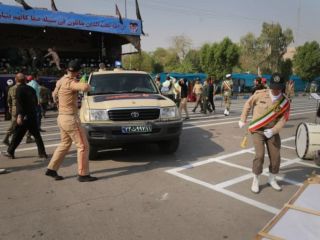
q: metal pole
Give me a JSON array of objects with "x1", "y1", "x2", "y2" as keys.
[{"x1": 125, "y1": 0, "x2": 127, "y2": 18}]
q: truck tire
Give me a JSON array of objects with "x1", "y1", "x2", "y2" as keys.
[
  {"x1": 158, "y1": 138, "x2": 180, "y2": 154},
  {"x1": 89, "y1": 146, "x2": 98, "y2": 160}
]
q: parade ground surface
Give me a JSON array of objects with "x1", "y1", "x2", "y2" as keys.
[{"x1": 1, "y1": 95, "x2": 319, "y2": 240}]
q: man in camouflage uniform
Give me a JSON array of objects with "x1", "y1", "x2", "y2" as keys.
[
  {"x1": 2, "y1": 79, "x2": 18, "y2": 146},
  {"x1": 222, "y1": 74, "x2": 233, "y2": 116}
]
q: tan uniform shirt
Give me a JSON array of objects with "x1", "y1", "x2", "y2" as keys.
[
  {"x1": 223, "y1": 80, "x2": 233, "y2": 91},
  {"x1": 193, "y1": 83, "x2": 203, "y2": 95},
  {"x1": 240, "y1": 89, "x2": 289, "y2": 135},
  {"x1": 53, "y1": 75, "x2": 90, "y2": 115}
]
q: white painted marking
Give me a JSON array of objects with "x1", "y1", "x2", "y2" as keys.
[
  {"x1": 282, "y1": 145, "x2": 296, "y2": 150},
  {"x1": 165, "y1": 136, "x2": 306, "y2": 214},
  {"x1": 168, "y1": 170, "x2": 279, "y2": 214}
]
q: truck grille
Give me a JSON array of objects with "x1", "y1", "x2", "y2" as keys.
[{"x1": 108, "y1": 109, "x2": 160, "y2": 121}]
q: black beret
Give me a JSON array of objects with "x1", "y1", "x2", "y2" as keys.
[
  {"x1": 68, "y1": 60, "x2": 81, "y2": 72},
  {"x1": 270, "y1": 73, "x2": 285, "y2": 89}
]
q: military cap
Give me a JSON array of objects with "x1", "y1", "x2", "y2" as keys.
[
  {"x1": 270, "y1": 73, "x2": 285, "y2": 89},
  {"x1": 68, "y1": 60, "x2": 81, "y2": 72}
]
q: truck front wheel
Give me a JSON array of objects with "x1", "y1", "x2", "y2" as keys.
[{"x1": 158, "y1": 138, "x2": 180, "y2": 154}]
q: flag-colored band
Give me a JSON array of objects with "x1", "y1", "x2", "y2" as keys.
[
  {"x1": 224, "y1": 81, "x2": 231, "y2": 90},
  {"x1": 248, "y1": 96, "x2": 290, "y2": 132}
]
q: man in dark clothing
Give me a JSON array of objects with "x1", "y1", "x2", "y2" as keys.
[
  {"x1": 1, "y1": 73, "x2": 47, "y2": 160},
  {"x1": 208, "y1": 78, "x2": 216, "y2": 113},
  {"x1": 202, "y1": 79, "x2": 213, "y2": 114},
  {"x1": 178, "y1": 78, "x2": 189, "y2": 120}
]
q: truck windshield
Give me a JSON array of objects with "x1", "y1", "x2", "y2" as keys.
[{"x1": 88, "y1": 73, "x2": 158, "y2": 96}]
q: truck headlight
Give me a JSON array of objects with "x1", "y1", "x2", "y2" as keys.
[
  {"x1": 160, "y1": 107, "x2": 180, "y2": 121},
  {"x1": 89, "y1": 110, "x2": 109, "y2": 121}
]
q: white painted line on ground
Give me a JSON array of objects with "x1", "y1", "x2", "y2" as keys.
[
  {"x1": 168, "y1": 170, "x2": 279, "y2": 214},
  {"x1": 165, "y1": 136, "x2": 304, "y2": 214},
  {"x1": 282, "y1": 145, "x2": 296, "y2": 150}
]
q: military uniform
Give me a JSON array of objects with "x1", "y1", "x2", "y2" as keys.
[
  {"x1": 222, "y1": 74, "x2": 233, "y2": 116},
  {"x1": 239, "y1": 73, "x2": 290, "y2": 193},
  {"x1": 2, "y1": 84, "x2": 18, "y2": 145},
  {"x1": 47, "y1": 75, "x2": 91, "y2": 176},
  {"x1": 39, "y1": 85, "x2": 51, "y2": 117},
  {"x1": 47, "y1": 61, "x2": 97, "y2": 181}
]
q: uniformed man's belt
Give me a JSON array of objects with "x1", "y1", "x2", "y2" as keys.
[{"x1": 58, "y1": 113, "x2": 78, "y2": 115}]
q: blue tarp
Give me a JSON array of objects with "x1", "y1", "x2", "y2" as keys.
[
  {"x1": 231, "y1": 73, "x2": 307, "y2": 91},
  {"x1": 0, "y1": 4, "x2": 141, "y2": 36},
  {"x1": 151, "y1": 72, "x2": 207, "y2": 83}
]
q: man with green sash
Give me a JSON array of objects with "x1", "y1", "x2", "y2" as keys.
[
  {"x1": 239, "y1": 73, "x2": 290, "y2": 193},
  {"x1": 222, "y1": 74, "x2": 233, "y2": 116}
]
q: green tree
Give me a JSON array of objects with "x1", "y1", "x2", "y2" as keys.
[
  {"x1": 279, "y1": 59, "x2": 293, "y2": 81},
  {"x1": 178, "y1": 49, "x2": 202, "y2": 73},
  {"x1": 293, "y1": 41, "x2": 320, "y2": 81},
  {"x1": 200, "y1": 38, "x2": 239, "y2": 79},
  {"x1": 239, "y1": 33, "x2": 260, "y2": 73},
  {"x1": 152, "y1": 47, "x2": 180, "y2": 72},
  {"x1": 258, "y1": 22, "x2": 294, "y2": 72},
  {"x1": 122, "y1": 51, "x2": 153, "y2": 72}
]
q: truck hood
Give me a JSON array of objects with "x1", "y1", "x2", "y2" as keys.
[{"x1": 85, "y1": 93, "x2": 175, "y2": 109}]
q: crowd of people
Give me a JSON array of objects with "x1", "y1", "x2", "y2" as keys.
[
  {"x1": 1, "y1": 60, "x2": 98, "y2": 182},
  {"x1": 0, "y1": 62, "x2": 314, "y2": 195}
]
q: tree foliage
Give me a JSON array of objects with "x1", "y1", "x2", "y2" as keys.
[
  {"x1": 200, "y1": 38, "x2": 239, "y2": 79},
  {"x1": 293, "y1": 41, "x2": 320, "y2": 81}
]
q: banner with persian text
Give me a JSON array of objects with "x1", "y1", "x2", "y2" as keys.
[{"x1": 0, "y1": 4, "x2": 141, "y2": 36}]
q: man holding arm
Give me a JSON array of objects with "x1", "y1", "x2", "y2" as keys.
[
  {"x1": 46, "y1": 60, "x2": 97, "y2": 182},
  {"x1": 239, "y1": 73, "x2": 290, "y2": 193}
]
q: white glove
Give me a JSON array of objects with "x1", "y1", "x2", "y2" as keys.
[
  {"x1": 238, "y1": 121, "x2": 246, "y2": 128},
  {"x1": 264, "y1": 129, "x2": 273, "y2": 139}
]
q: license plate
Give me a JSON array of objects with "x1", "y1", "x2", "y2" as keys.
[{"x1": 121, "y1": 125, "x2": 152, "y2": 134}]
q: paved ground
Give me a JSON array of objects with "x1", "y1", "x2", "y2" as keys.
[{"x1": 0, "y1": 96, "x2": 319, "y2": 240}]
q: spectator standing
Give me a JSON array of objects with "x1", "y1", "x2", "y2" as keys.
[
  {"x1": 161, "y1": 75, "x2": 175, "y2": 101},
  {"x1": 46, "y1": 60, "x2": 97, "y2": 182},
  {"x1": 178, "y1": 78, "x2": 189, "y2": 120},
  {"x1": 192, "y1": 79, "x2": 203, "y2": 113},
  {"x1": 1, "y1": 73, "x2": 47, "y2": 160},
  {"x1": 208, "y1": 77, "x2": 216, "y2": 113}
]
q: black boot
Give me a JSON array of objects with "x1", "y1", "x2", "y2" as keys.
[
  {"x1": 45, "y1": 169, "x2": 64, "y2": 181},
  {"x1": 1, "y1": 151, "x2": 14, "y2": 159},
  {"x1": 2, "y1": 134, "x2": 10, "y2": 146},
  {"x1": 78, "y1": 175, "x2": 98, "y2": 182}
]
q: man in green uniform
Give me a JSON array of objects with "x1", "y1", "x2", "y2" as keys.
[
  {"x1": 239, "y1": 73, "x2": 290, "y2": 193},
  {"x1": 2, "y1": 79, "x2": 18, "y2": 146}
]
